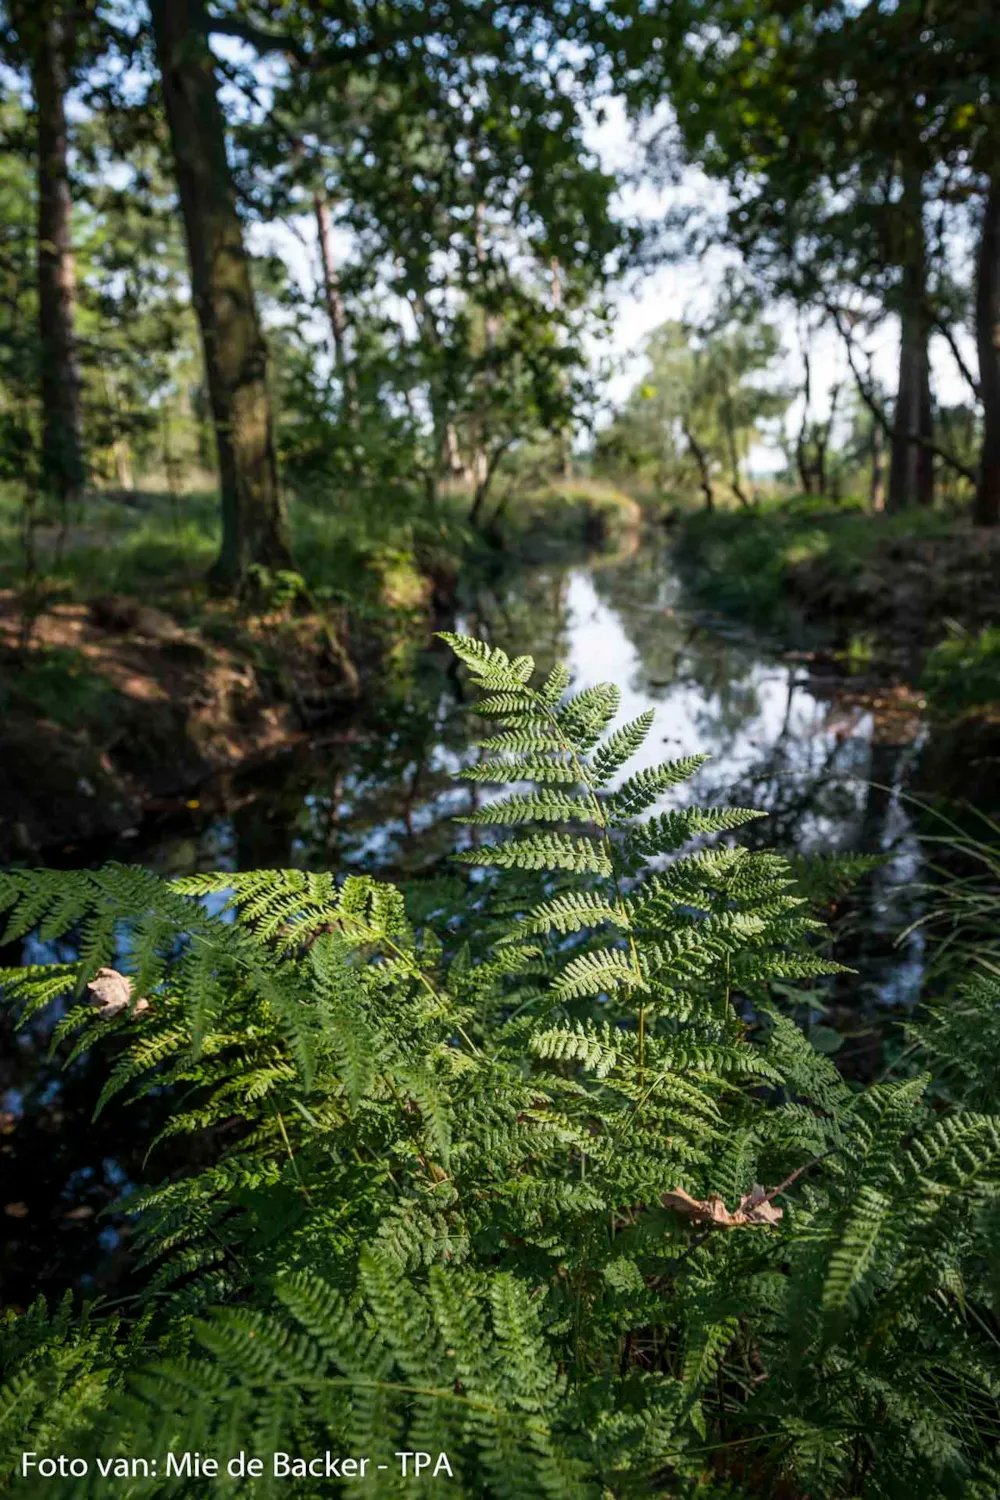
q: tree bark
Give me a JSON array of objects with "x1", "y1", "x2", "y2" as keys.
[
  {"x1": 975, "y1": 173, "x2": 1000, "y2": 526},
  {"x1": 795, "y1": 342, "x2": 815, "y2": 494},
  {"x1": 550, "y1": 256, "x2": 572, "y2": 480},
  {"x1": 683, "y1": 420, "x2": 714, "y2": 511},
  {"x1": 313, "y1": 190, "x2": 357, "y2": 424},
  {"x1": 887, "y1": 169, "x2": 934, "y2": 512},
  {"x1": 869, "y1": 414, "x2": 886, "y2": 512},
  {"x1": 720, "y1": 387, "x2": 750, "y2": 507},
  {"x1": 30, "y1": 3, "x2": 85, "y2": 507},
  {"x1": 150, "y1": 0, "x2": 291, "y2": 588}
]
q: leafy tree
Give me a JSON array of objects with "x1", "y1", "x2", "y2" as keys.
[
  {"x1": 600, "y1": 309, "x2": 789, "y2": 508},
  {"x1": 593, "y1": 0, "x2": 997, "y2": 516}
]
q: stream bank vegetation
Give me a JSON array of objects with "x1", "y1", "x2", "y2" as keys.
[{"x1": 3, "y1": 633, "x2": 1000, "y2": 1498}]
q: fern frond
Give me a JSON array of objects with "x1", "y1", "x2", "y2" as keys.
[
  {"x1": 456, "y1": 792, "x2": 595, "y2": 826},
  {"x1": 456, "y1": 833, "x2": 612, "y2": 875},
  {"x1": 590, "y1": 709, "x2": 656, "y2": 786}
]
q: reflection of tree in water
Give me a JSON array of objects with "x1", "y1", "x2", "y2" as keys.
[
  {"x1": 590, "y1": 547, "x2": 775, "y2": 746},
  {"x1": 589, "y1": 547, "x2": 927, "y2": 1061},
  {"x1": 127, "y1": 562, "x2": 577, "y2": 883},
  {"x1": 1, "y1": 546, "x2": 948, "y2": 1306}
]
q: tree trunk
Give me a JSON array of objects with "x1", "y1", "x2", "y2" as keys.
[
  {"x1": 869, "y1": 416, "x2": 886, "y2": 512},
  {"x1": 150, "y1": 0, "x2": 291, "y2": 589},
  {"x1": 796, "y1": 343, "x2": 815, "y2": 494},
  {"x1": 683, "y1": 420, "x2": 714, "y2": 511},
  {"x1": 550, "y1": 256, "x2": 572, "y2": 480},
  {"x1": 814, "y1": 382, "x2": 841, "y2": 498},
  {"x1": 720, "y1": 389, "x2": 750, "y2": 508},
  {"x1": 31, "y1": 3, "x2": 85, "y2": 507},
  {"x1": 313, "y1": 190, "x2": 357, "y2": 424},
  {"x1": 887, "y1": 169, "x2": 934, "y2": 512},
  {"x1": 975, "y1": 173, "x2": 1000, "y2": 526},
  {"x1": 444, "y1": 423, "x2": 465, "y2": 478}
]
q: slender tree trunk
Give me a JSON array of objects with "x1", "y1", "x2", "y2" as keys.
[
  {"x1": 550, "y1": 256, "x2": 572, "y2": 480},
  {"x1": 150, "y1": 0, "x2": 291, "y2": 589},
  {"x1": 796, "y1": 343, "x2": 815, "y2": 494},
  {"x1": 887, "y1": 169, "x2": 934, "y2": 512},
  {"x1": 444, "y1": 423, "x2": 465, "y2": 478},
  {"x1": 30, "y1": 3, "x2": 85, "y2": 508},
  {"x1": 975, "y1": 173, "x2": 1000, "y2": 526},
  {"x1": 814, "y1": 382, "x2": 841, "y2": 497},
  {"x1": 683, "y1": 420, "x2": 714, "y2": 511},
  {"x1": 870, "y1": 417, "x2": 886, "y2": 512},
  {"x1": 720, "y1": 388, "x2": 750, "y2": 507},
  {"x1": 313, "y1": 190, "x2": 358, "y2": 424}
]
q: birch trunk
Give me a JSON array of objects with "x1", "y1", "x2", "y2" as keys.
[{"x1": 313, "y1": 190, "x2": 358, "y2": 424}]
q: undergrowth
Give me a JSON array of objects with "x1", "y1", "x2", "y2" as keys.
[
  {"x1": 922, "y1": 624, "x2": 1000, "y2": 718},
  {"x1": 1, "y1": 633, "x2": 999, "y2": 1497},
  {"x1": 672, "y1": 497, "x2": 970, "y2": 643}
]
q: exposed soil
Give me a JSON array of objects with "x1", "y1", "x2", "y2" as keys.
[{"x1": 0, "y1": 591, "x2": 363, "y2": 861}]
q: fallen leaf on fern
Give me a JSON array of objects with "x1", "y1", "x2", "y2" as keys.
[
  {"x1": 87, "y1": 967, "x2": 150, "y2": 1019},
  {"x1": 662, "y1": 1184, "x2": 783, "y2": 1227}
]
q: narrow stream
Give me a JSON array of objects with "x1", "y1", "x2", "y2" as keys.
[
  {"x1": 105, "y1": 545, "x2": 929, "y2": 1015},
  {"x1": 1, "y1": 540, "x2": 939, "y2": 1302}
]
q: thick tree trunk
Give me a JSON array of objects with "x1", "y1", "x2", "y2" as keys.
[
  {"x1": 150, "y1": 0, "x2": 291, "y2": 588},
  {"x1": 975, "y1": 173, "x2": 1000, "y2": 526},
  {"x1": 31, "y1": 4, "x2": 85, "y2": 506},
  {"x1": 313, "y1": 190, "x2": 357, "y2": 424},
  {"x1": 887, "y1": 170, "x2": 934, "y2": 512}
]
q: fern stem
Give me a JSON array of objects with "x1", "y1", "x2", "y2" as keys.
[
  {"x1": 275, "y1": 1110, "x2": 314, "y2": 1206},
  {"x1": 532, "y1": 689, "x2": 647, "y2": 1079}
]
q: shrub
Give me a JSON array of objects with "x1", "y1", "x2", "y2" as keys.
[
  {"x1": 1, "y1": 634, "x2": 999, "y2": 1498},
  {"x1": 922, "y1": 624, "x2": 1000, "y2": 718}
]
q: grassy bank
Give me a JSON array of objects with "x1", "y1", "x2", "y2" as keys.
[
  {"x1": 671, "y1": 496, "x2": 1000, "y2": 718},
  {"x1": 0, "y1": 477, "x2": 639, "y2": 860}
]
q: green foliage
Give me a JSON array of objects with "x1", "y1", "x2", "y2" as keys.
[
  {"x1": 2, "y1": 633, "x2": 1000, "y2": 1497},
  {"x1": 922, "y1": 624, "x2": 1000, "y2": 717},
  {"x1": 597, "y1": 311, "x2": 790, "y2": 507}
]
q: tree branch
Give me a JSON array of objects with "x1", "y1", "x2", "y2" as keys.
[
  {"x1": 824, "y1": 300, "x2": 977, "y2": 486},
  {"x1": 206, "y1": 16, "x2": 310, "y2": 65},
  {"x1": 933, "y1": 316, "x2": 981, "y2": 402}
]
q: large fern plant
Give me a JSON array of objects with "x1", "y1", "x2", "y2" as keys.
[{"x1": 1, "y1": 633, "x2": 999, "y2": 1498}]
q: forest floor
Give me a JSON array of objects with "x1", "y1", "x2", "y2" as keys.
[{"x1": 0, "y1": 480, "x2": 640, "y2": 860}]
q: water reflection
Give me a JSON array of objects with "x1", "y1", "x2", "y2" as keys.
[
  {"x1": 5, "y1": 542, "x2": 944, "y2": 1299},
  {"x1": 119, "y1": 547, "x2": 931, "y2": 1019}
]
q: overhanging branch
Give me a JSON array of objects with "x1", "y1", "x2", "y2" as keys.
[
  {"x1": 206, "y1": 16, "x2": 310, "y2": 65},
  {"x1": 824, "y1": 300, "x2": 977, "y2": 486},
  {"x1": 933, "y1": 316, "x2": 981, "y2": 403}
]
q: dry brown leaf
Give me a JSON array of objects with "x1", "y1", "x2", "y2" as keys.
[
  {"x1": 4, "y1": 1201, "x2": 29, "y2": 1219},
  {"x1": 87, "y1": 967, "x2": 150, "y2": 1019},
  {"x1": 662, "y1": 1183, "x2": 783, "y2": 1228}
]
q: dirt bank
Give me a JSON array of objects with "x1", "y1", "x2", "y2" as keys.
[{"x1": 0, "y1": 592, "x2": 362, "y2": 861}]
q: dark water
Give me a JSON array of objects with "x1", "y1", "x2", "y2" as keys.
[{"x1": 0, "y1": 541, "x2": 944, "y2": 1303}]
